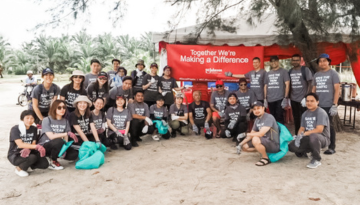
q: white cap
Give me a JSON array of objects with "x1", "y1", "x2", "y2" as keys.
[{"x1": 27, "y1": 70, "x2": 33, "y2": 74}]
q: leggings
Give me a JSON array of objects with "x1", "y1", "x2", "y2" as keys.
[
  {"x1": 108, "y1": 133, "x2": 132, "y2": 150},
  {"x1": 43, "y1": 138, "x2": 78, "y2": 161},
  {"x1": 9, "y1": 151, "x2": 48, "y2": 171}
]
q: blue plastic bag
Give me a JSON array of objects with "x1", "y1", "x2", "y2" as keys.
[
  {"x1": 75, "y1": 141, "x2": 107, "y2": 169},
  {"x1": 153, "y1": 120, "x2": 169, "y2": 135},
  {"x1": 267, "y1": 122, "x2": 293, "y2": 162},
  {"x1": 58, "y1": 141, "x2": 74, "y2": 157}
]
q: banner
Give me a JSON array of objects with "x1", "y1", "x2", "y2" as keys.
[{"x1": 166, "y1": 44, "x2": 264, "y2": 82}]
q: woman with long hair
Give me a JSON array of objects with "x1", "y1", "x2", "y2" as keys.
[
  {"x1": 60, "y1": 70, "x2": 87, "y2": 113},
  {"x1": 159, "y1": 66, "x2": 183, "y2": 109},
  {"x1": 91, "y1": 98, "x2": 109, "y2": 147},
  {"x1": 39, "y1": 100, "x2": 79, "y2": 170},
  {"x1": 87, "y1": 71, "x2": 109, "y2": 109}
]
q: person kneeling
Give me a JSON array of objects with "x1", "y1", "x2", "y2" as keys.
[
  {"x1": 149, "y1": 95, "x2": 171, "y2": 140},
  {"x1": 237, "y1": 101, "x2": 280, "y2": 166},
  {"x1": 220, "y1": 93, "x2": 247, "y2": 142},
  {"x1": 91, "y1": 98, "x2": 111, "y2": 148},
  {"x1": 8, "y1": 110, "x2": 48, "y2": 177},
  {"x1": 169, "y1": 93, "x2": 189, "y2": 137},
  {"x1": 288, "y1": 93, "x2": 330, "y2": 169},
  {"x1": 189, "y1": 91, "x2": 212, "y2": 139},
  {"x1": 128, "y1": 91, "x2": 155, "y2": 147}
]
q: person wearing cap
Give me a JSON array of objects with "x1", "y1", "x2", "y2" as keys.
[
  {"x1": 8, "y1": 110, "x2": 48, "y2": 177},
  {"x1": 128, "y1": 91, "x2": 155, "y2": 147},
  {"x1": 91, "y1": 98, "x2": 110, "y2": 148},
  {"x1": 142, "y1": 63, "x2": 160, "y2": 107},
  {"x1": 169, "y1": 93, "x2": 189, "y2": 137},
  {"x1": 86, "y1": 71, "x2": 110, "y2": 109},
  {"x1": 289, "y1": 54, "x2": 313, "y2": 134},
  {"x1": 108, "y1": 76, "x2": 134, "y2": 110},
  {"x1": 68, "y1": 95, "x2": 101, "y2": 146},
  {"x1": 225, "y1": 57, "x2": 266, "y2": 102},
  {"x1": 84, "y1": 59, "x2": 101, "y2": 89},
  {"x1": 110, "y1": 66, "x2": 127, "y2": 88},
  {"x1": 159, "y1": 66, "x2": 183, "y2": 109},
  {"x1": 130, "y1": 59, "x2": 147, "y2": 93},
  {"x1": 220, "y1": 93, "x2": 247, "y2": 142},
  {"x1": 264, "y1": 55, "x2": 290, "y2": 124},
  {"x1": 149, "y1": 94, "x2": 171, "y2": 140},
  {"x1": 210, "y1": 80, "x2": 230, "y2": 138},
  {"x1": 60, "y1": 70, "x2": 87, "y2": 113},
  {"x1": 107, "y1": 59, "x2": 121, "y2": 86},
  {"x1": 106, "y1": 95, "x2": 132, "y2": 150},
  {"x1": 235, "y1": 78, "x2": 256, "y2": 121},
  {"x1": 188, "y1": 91, "x2": 212, "y2": 138},
  {"x1": 40, "y1": 100, "x2": 79, "y2": 170},
  {"x1": 311, "y1": 53, "x2": 340, "y2": 155},
  {"x1": 288, "y1": 93, "x2": 330, "y2": 169},
  {"x1": 25, "y1": 70, "x2": 37, "y2": 86},
  {"x1": 31, "y1": 68, "x2": 60, "y2": 124},
  {"x1": 237, "y1": 101, "x2": 280, "y2": 166}
]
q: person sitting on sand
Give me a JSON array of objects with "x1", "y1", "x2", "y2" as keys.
[
  {"x1": 169, "y1": 93, "x2": 189, "y2": 138},
  {"x1": 288, "y1": 93, "x2": 330, "y2": 169},
  {"x1": 237, "y1": 101, "x2": 280, "y2": 166}
]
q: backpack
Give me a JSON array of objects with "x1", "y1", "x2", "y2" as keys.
[
  {"x1": 289, "y1": 66, "x2": 313, "y2": 82},
  {"x1": 267, "y1": 122, "x2": 293, "y2": 162}
]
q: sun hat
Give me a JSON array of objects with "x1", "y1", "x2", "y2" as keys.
[
  {"x1": 135, "y1": 59, "x2": 145, "y2": 68},
  {"x1": 70, "y1": 70, "x2": 85, "y2": 80},
  {"x1": 73, "y1": 95, "x2": 92, "y2": 107},
  {"x1": 316, "y1": 53, "x2": 331, "y2": 64}
]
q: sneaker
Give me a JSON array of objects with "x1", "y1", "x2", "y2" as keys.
[
  {"x1": 15, "y1": 168, "x2": 29, "y2": 177},
  {"x1": 306, "y1": 159, "x2": 321, "y2": 169},
  {"x1": 152, "y1": 135, "x2": 160, "y2": 141},
  {"x1": 324, "y1": 149, "x2": 336, "y2": 155},
  {"x1": 131, "y1": 141, "x2": 139, "y2": 147},
  {"x1": 48, "y1": 160, "x2": 64, "y2": 170}
]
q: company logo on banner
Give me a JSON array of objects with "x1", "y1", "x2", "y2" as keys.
[{"x1": 167, "y1": 44, "x2": 264, "y2": 82}]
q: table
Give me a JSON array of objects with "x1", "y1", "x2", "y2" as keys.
[{"x1": 338, "y1": 99, "x2": 360, "y2": 129}]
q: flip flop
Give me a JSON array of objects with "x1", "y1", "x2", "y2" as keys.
[{"x1": 255, "y1": 158, "x2": 271, "y2": 166}]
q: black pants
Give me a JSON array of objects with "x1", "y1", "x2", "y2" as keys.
[
  {"x1": 268, "y1": 99, "x2": 284, "y2": 124},
  {"x1": 43, "y1": 138, "x2": 78, "y2": 161},
  {"x1": 193, "y1": 119, "x2": 212, "y2": 135},
  {"x1": 130, "y1": 119, "x2": 155, "y2": 143},
  {"x1": 98, "y1": 132, "x2": 112, "y2": 147},
  {"x1": 10, "y1": 151, "x2": 49, "y2": 171},
  {"x1": 74, "y1": 133, "x2": 97, "y2": 146},
  {"x1": 291, "y1": 100, "x2": 307, "y2": 134},
  {"x1": 108, "y1": 133, "x2": 132, "y2": 150},
  {"x1": 288, "y1": 134, "x2": 329, "y2": 161},
  {"x1": 220, "y1": 121, "x2": 248, "y2": 141},
  {"x1": 321, "y1": 107, "x2": 336, "y2": 150}
]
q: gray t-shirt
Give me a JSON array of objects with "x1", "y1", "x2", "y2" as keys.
[
  {"x1": 106, "y1": 107, "x2": 131, "y2": 135},
  {"x1": 84, "y1": 73, "x2": 98, "y2": 89},
  {"x1": 142, "y1": 74, "x2": 160, "y2": 102},
  {"x1": 108, "y1": 86, "x2": 133, "y2": 100},
  {"x1": 39, "y1": 116, "x2": 71, "y2": 145},
  {"x1": 210, "y1": 90, "x2": 230, "y2": 112},
  {"x1": 31, "y1": 84, "x2": 60, "y2": 112},
  {"x1": 150, "y1": 104, "x2": 168, "y2": 119},
  {"x1": 301, "y1": 107, "x2": 330, "y2": 140},
  {"x1": 86, "y1": 82, "x2": 109, "y2": 102},
  {"x1": 159, "y1": 77, "x2": 178, "y2": 105},
  {"x1": 128, "y1": 102, "x2": 150, "y2": 117},
  {"x1": 252, "y1": 113, "x2": 279, "y2": 144},
  {"x1": 264, "y1": 68, "x2": 290, "y2": 102},
  {"x1": 245, "y1": 69, "x2": 266, "y2": 100},
  {"x1": 224, "y1": 104, "x2": 247, "y2": 124},
  {"x1": 289, "y1": 67, "x2": 313, "y2": 102},
  {"x1": 91, "y1": 111, "x2": 106, "y2": 130},
  {"x1": 235, "y1": 90, "x2": 256, "y2": 110},
  {"x1": 169, "y1": 104, "x2": 188, "y2": 116},
  {"x1": 312, "y1": 69, "x2": 340, "y2": 108}
]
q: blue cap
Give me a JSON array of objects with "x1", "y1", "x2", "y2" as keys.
[
  {"x1": 316, "y1": 53, "x2": 331, "y2": 64},
  {"x1": 42, "y1": 68, "x2": 54, "y2": 75}
]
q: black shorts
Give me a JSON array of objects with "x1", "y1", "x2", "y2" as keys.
[{"x1": 247, "y1": 137, "x2": 280, "y2": 153}]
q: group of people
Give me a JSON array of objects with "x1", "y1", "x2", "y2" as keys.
[{"x1": 8, "y1": 53, "x2": 340, "y2": 177}]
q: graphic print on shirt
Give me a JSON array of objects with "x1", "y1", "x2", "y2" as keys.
[
  {"x1": 267, "y1": 73, "x2": 281, "y2": 89},
  {"x1": 304, "y1": 116, "x2": 317, "y2": 130},
  {"x1": 314, "y1": 76, "x2": 330, "y2": 93}
]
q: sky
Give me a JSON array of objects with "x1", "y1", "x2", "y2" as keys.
[{"x1": 0, "y1": 0, "x2": 198, "y2": 48}]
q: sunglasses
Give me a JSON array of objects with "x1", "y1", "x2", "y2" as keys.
[
  {"x1": 57, "y1": 106, "x2": 66, "y2": 110},
  {"x1": 73, "y1": 75, "x2": 83, "y2": 79},
  {"x1": 99, "y1": 77, "x2": 108, "y2": 80},
  {"x1": 240, "y1": 84, "x2": 247, "y2": 86},
  {"x1": 216, "y1": 85, "x2": 223, "y2": 88}
]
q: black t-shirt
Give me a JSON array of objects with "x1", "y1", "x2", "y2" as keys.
[
  {"x1": 69, "y1": 111, "x2": 93, "y2": 135},
  {"x1": 8, "y1": 125, "x2": 37, "y2": 158},
  {"x1": 86, "y1": 82, "x2": 109, "y2": 102},
  {"x1": 159, "y1": 77, "x2": 178, "y2": 104},
  {"x1": 60, "y1": 84, "x2": 87, "y2": 108},
  {"x1": 189, "y1": 101, "x2": 210, "y2": 120},
  {"x1": 142, "y1": 74, "x2": 160, "y2": 102}
]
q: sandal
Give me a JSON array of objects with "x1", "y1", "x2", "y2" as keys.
[{"x1": 255, "y1": 158, "x2": 271, "y2": 166}]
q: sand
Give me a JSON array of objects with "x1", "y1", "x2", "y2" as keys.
[{"x1": 0, "y1": 77, "x2": 360, "y2": 205}]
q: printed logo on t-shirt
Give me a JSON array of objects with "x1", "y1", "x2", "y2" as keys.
[
  {"x1": 215, "y1": 97, "x2": 226, "y2": 111},
  {"x1": 194, "y1": 107, "x2": 205, "y2": 119},
  {"x1": 113, "y1": 114, "x2": 127, "y2": 129},
  {"x1": 66, "y1": 92, "x2": 80, "y2": 107},
  {"x1": 78, "y1": 118, "x2": 90, "y2": 133},
  {"x1": 304, "y1": 116, "x2": 317, "y2": 130},
  {"x1": 50, "y1": 124, "x2": 66, "y2": 133},
  {"x1": 135, "y1": 108, "x2": 145, "y2": 115},
  {"x1": 267, "y1": 73, "x2": 281, "y2": 89},
  {"x1": 238, "y1": 96, "x2": 251, "y2": 108},
  {"x1": 315, "y1": 76, "x2": 330, "y2": 92},
  {"x1": 251, "y1": 73, "x2": 261, "y2": 88},
  {"x1": 290, "y1": 73, "x2": 304, "y2": 89},
  {"x1": 161, "y1": 81, "x2": 172, "y2": 91}
]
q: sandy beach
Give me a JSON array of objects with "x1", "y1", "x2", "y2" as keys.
[{"x1": 1, "y1": 77, "x2": 360, "y2": 205}]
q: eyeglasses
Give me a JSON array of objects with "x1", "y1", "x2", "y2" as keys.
[
  {"x1": 99, "y1": 77, "x2": 108, "y2": 80},
  {"x1": 73, "y1": 75, "x2": 83, "y2": 79},
  {"x1": 216, "y1": 85, "x2": 223, "y2": 88},
  {"x1": 57, "y1": 106, "x2": 66, "y2": 110},
  {"x1": 240, "y1": 84, "x2": 247, "y2": 86}
]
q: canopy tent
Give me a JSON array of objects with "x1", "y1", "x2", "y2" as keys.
[{"x1": 152, "y1": 14, "x2": 360, "y2": 86}]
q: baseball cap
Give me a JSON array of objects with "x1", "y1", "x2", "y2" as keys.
[
  {"x1": 98, "y1": 71, "x2": 108, "y2": 78},
  {"x1": 215, "y1": 80, "x2": 224, "y2": 86},
  {"x1": 150, "y1": 63, "x2": 158, "y2": 68},
  {"x1": 252, "y1": 101, "x2": 264, "y2": 108},
  {"x1": 42, "y1": 68, "x2": 54, "y2": 75},
  {"x1": 316, "y1": 53, "x2": 331, "y2": 64}
]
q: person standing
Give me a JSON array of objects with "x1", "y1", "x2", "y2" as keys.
[
  {"x1": 84, "y1": 59, "x2": 101, "y2": 89},
  {"x1": 111, "y1": 66, "x2": 127, "y2": 88},
  {"x1": 264, "y1": 56, "x2": 290, "y2": 124},
  {"x1": 210, "y1": 80, "x2": 230, "y2": 138},
  {"x1": 130, "y1": 59, "x2": 147, "y2": 93},
  {"x1": 159, "y1": 66, "x2": 183, "y2": 109},
  {"x1": 312, "y1": 53, "x2": 340, "y2": 155},
  {"x1": 108, "y1": 76, "x2": 134, "y2": 108},
  {"x1": 142, "y1": 63, "x2": 160, "y2": 107},
  {"x1": 108, "y1": 58, "x2": 121, "y2": 87},
  {"x1": 235, "y1": 78, "x2": 256, "y2": 120},
  {"x1": 225, "y1": 57, "x2": 266, "y2": 102},
  {"x1": 288, "y1": 93, "x2": 330, "y2": 169},
  {"x1": 87, "y1": 72, "x2": 110, "y2": 107},
  {"x1": 60, "y1": 70, "x2": 87, "y2": 113},
  {"x1": 289, "y1": 54, "x2": 313, "y2": 134}
]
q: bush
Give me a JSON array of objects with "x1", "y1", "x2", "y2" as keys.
[{"x1": 14, "y1": 68, "x2": 26, "y2": 75}]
